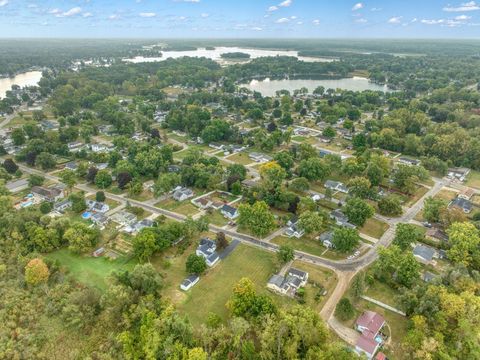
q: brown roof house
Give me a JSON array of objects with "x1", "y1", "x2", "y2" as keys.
[{"x1": 355, "y1": 311, "x2": 386, "y2": 359}]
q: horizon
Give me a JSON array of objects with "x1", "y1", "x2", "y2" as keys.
[{"x1": 2, "y1": 0, "x2": 480, "y2": 38}]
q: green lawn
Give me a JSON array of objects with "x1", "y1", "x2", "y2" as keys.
[
  {"x1": 225, "y1": 152, "x2": 254, "y2": 165},
  {"x1": 155, "y1": 198, "x2": 199, "y2": 216},
  {"x1": 364, "y1": 279, "x2": 403, "y2": 309},
  {"x1": 466, "y1": 170, "x2": 480, "y2": 189},
  {"x1": 404, "y1": 185, "x2": 429, "y2": 206},
  {"x1": 433, "y1": 189, "x2": 457, "y2": 202},
  {"x1": 204, "y1": 210, "x2": 229, "y2": 226},
  {"x1": 360, "y1": 218, "x2": 389, "y2": 239},
  {"x1": 175, "y1": 244, "x2": 282, "y2": 326},
  {"x1": 46, "y1": 249, "x2": 136, "y2": 291},
  {"x1": 272, "y1": 235, "x2": 327, "y2": 257},
  {"x1": 86, "y1": 194, "x2": 120, "y2": 210}
]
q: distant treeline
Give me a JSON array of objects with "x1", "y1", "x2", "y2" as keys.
[{"x1": 220, "y1": 52, "x2": 251, "y2": 59}]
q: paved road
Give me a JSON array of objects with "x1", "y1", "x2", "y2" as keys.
[{"x1": 15, "y1": 162, "x2": 447, "y2": 345}]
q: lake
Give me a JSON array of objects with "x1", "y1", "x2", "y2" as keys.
[
  {"x1": 124, "y1": 47, "x2": 334, "y2": 65},
  {"x1": 0, "y1": 71, "x2": 43, "y2": 99},
  {"x1": 242, "y1": 77, "x2": 390, "y2": 96}
]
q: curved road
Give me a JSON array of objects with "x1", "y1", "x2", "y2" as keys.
[{"x1": 15, "y1": 163, "x2": 447, "y2": 344}]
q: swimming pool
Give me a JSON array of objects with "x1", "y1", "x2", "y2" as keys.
[{"x1": 82, "y1": 211, "x2": 92, "y2": 219}]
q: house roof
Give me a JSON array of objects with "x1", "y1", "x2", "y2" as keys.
[
  {"x1": 31, "y1": 186, "x2": 61, "y2": 198},
  {"x1": 426, "y1": 228, "x2": 448, "y2": 241},
  {"x1": 375, "y1": 351, "x2": 387, "y2": 360},
  {"x1": 319, "y1": 231, "x2": 334, "y2": 242},
  {"x1": 413, "y1": 244, "x2": 435, "y2": 261},
  {"x1": 288, "y1": 268, "x2": 307, "y2": 279},
  {"x1": 356, "y1": 311, "x2": 385, "y2": 335},
  {"x1": 268, "y1": 274, "x2": 285, "y2": 288},
  {"x1": 450, "y1": 197, "x2": 473, "y2": 212},
  {"x1": 181, "y1": 274, "x2": 199, "y2": 287},
  {"x1": 221, "y1": 204, "x2": 237, "y2": 215},
  {"x1": 356, "y1": 334, "x2": 379, "y2": 355}
]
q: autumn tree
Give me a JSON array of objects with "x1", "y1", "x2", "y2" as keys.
[
  {"x1": 238, "y1": 201, "x2": 276, "y2": 237},
  {"x1": 227, "y1": 278, "x2": 276, "y2": 319},
  {"x1": 25, "y1": 258, "x2": 49, "y2": 285},
  {"x1": 447, "y1": 222, "x2": 480, "y2": 269}
]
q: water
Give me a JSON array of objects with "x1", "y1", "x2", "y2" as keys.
[
  {"x1": 124, "y1": 47, "x2": 334, "y2": 64},
  {"x1": 0, "y1": 71, "x2": 42, "y2": 99},
  {"x1": 242, "y1": 77, "x2": 390, "y2": 96}
]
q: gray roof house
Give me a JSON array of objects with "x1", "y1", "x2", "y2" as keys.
[
  {"x1": 64, "y1": 161, "x2": 78, "y2": 171},
  {"x1": 53, "y1": 199, "x2": 72, "y2": 213},
  {"x1": 221, "y1": 204, "x2": 239, "y2": 220},
  {"x1": 180, "y1": 274, "x2": 200, "y2": 291},
  {"x1": 284, "y1": 217, "x2": 305, "y2": 238},
  {"x1": 398, "y1": 157, "x2": 421, "y2": 166},
  {"x1": 325, "y1": 180, "x2": 349, "y2": 194},
  {"x1": 413, "y1": 244, "x2": 436, "y2": 265},
  {"x1": 134, "y1": 218, "x2": 155, "y2": 232},
  {"x1": 91, "y1": 213, "x2": 109, "y2": 228},
  {"x1": 31, "y1": 186, "x2": 64, "y2": 203},
  {"x1": 110, "y1": 211, "x2": 137, "y2": 227},
  {"x1": 87, "y1": 200, "x2": 110, "y2": 213},
  {"x1": 330, "y1": 209, "x2": 356, "y2": 229},
  {"x1": 196, "y1": 238, "x2": 220, "y2": 267},
  {"x1": 267, "y1": 267, "x2": 309, "y2": 297},
  {"x1": 5, "y1": 178, "x2": 29, "y2": 193},
  {"x1": 449, "y1": 197, "x2": 473, "y2": 213},
  {"x1": 319, "y1": 231, "x2": 334, "y2": 248},
  {"x1": 172, "y1": 187, "x2": 194, "y2": 202}
]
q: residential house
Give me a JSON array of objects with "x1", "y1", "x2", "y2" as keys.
[
  {"x1": 209, "y1": 143, "x2": 225, "y2": 151},
  {"x1": 90, "y1": 143, "x2": 112, "y2": 153},
  {"x1": 31, "y1": 186, "x2": 64, "y2": 202},
  {"x1": 398, "y1": 157, "x2": 421, "y2": 166},
  {"x1": 355, "y1": 311, "x2": 386, "y2": 359},
  {"x1": 285, "y1": 217, "x2": 305, "y2": 238},
  {"x1": 447, "y1": 167, "x2": 470, "y2": 182},
  {"x1": 180, "y1": 275, "x2": 200, "y2": 291},
  {"x1": 319, "y1": 149, "x2": 332, "y2": 158},
  {"x1": 196, "y1": 238, "x2": 220, "y2": 267},
  {"x1": 330, "y1": 209, "x2": 356, "y2": 228},
  {"x1": 5, "y1": 178, "x2": 29, "y2": 193},
  {"x1": 267, "y1": 268, "x2": 309, "y2": 297},
  {"x1": 242, "y1": 179, "x2": 259, "y2": 188},
  {"x1": 110, "y1": 211, "x2": 137, "y2": 227},
  {"x1": 143, "y1": 180, "x2": 155, "y2": 193},
  {"x1": 64, "y1": 161, "x2": 78, "y2": 171},
  {"x1": 192, "y1": 197, "x2": 213, "y2": 209},
  {"x1": 53, "y1": 199, "x2": 72, "y2": 213},
  {"x1": 87, "y1": 200, "x2": 110, "y2": 213},
  {"x1": 67, "y1": 141, "x2": 84, "y2": 152},
  {"x1": 449, "y1": 196, "x2": 473, "y2": 213},
  {"x1": 319, "y1": 231, "x2": 334, "y2": 248},
  {"x1": 426, "y1": 228, "x2": 448, "y2": 242},
  {"x1": 133, "y1": 218, "x2": 155, "y2": 232},
  {"x1": 167, "y1": 165, "x2": 181, "y2": 173},
  {"x1": 221, "y1": 204, "x2": 239, "y2": 220},
  {"x1": 458, "y1": 187, "x2": 475, "y2": 200},
  {"x1": 318, "y1": 135, "x2": 332, "y2": 143},
  {"x1": 325, "y1": 180, "x2": 349, "y2": 194},
  {"x1": 413, "y1": 244, "x2": 436, "y2": 265},
  {"x1": 422, "y1": 271, "x2": 438, "y2": 283},
  {"x1": 91, "y1": 213, "x2": 109, "y2": 228},
  {"x1": 172, "y1": 187, "x2": 194, "y2": 202},
  {"x1": 40, "y1": 120, "x2": 59, "y2": 131},
  {"x1": 249, "y1": 152, "x2": 272, "y2": 163}
]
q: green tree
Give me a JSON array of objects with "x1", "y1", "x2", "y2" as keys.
[
  {"x1": 344, "y1": 197, "x2": 374, "y2": 226},
  {"x1": 297, "y1": 158, "x2": 330, "y2": 182},
  {"x1": 259, "y1": 161, "x2": 286, "y2": 191},
  {"x1": 95, "y1": 170, "x2": 112, "y2": 189},
  {"x1": 96, "y1": 191, "x2": 106, "y2": 202},
  {"x1": 298, "y1": 210, "x2": 323, "y2": 234},
  {"x1": 447, "y1": 222, "x2": 480, "y2": 269},
  {"x1": 133, "y1": 228, "x2": 158, "y2": 262},
  {"x1": 154, "y1": 173, "x2": 181, "y2": 197},
  {"x1": 423, "y1": 197, "x2": 446, "y2": 223},
  {"x1": 64, "y1": 223, "x2": 100, "y2": 253},
  {"x1": 335, "y1": 298, "x2": 355, "y2": 321},
  {"x1": 11, "y1": 128, "x2": 26, "y2": 146},
  {"x1": 322, "y1": 126, "x2": 336, "y2": 139},
  {"x1": 28, "y1": 174, "x2": 44, "y2": 187},
  {"x1": 227, "y1": 278, "x2": 276, "y2": 319},
  {"x1": 39, "y1": 201, "x2": 53, "y2": 214},
  {"x1": 378, "y1": 195, "x2": 403, "y2": 216},
  {"x1": 69, "y1": 192, "x2": 86, "y2": 213},
  {"x1": 238, "y1": 201, "x2": 276, "y2": 237},
  {"x1": 347, "y1": 177, "x2": 372, "y2": 199},
  {"x1": 36, "y1": 152, "x2": 56, "y2": 170},
  {"x1": 332, "y1": 228, "x2": 360, "y2": 253},
  {"x1": 278, "y1": 245, "x2": 295, "y2": 263},
  {"x1": 394, "y1": 224, "x2": 423, "y2": 250},
  {"x1": 186, "y1": 254, "x2": 207, "y2": 274},
  {"x1": 289, "y1": 177, "x2": 310, "y2": 192}
]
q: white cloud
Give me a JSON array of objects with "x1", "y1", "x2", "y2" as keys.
[
  {"x1": 140, "y1": 12, "x2": 156, "y2": 17},
  {"x1": 201, "y1": 12, "x2": 209, "y2": 18},
  {"x1": 279, "y1": 0, "x2": 292, "y2": 7},
  {"x1": 371, "y1": 7, "x2": 382, "y2": 12},
  {"x1": 297, "y1": 21, "x2": 303, "y2": 25},
  {"x1": 83, "y1": 12, "x2": 93, "y2": 18},
  {"x1": 27, "y1": 4, "x2": 38, "y2": 9},
  {"x1": 421, "y1": 19, "x2": 444, "y2": 25},
  {"x1": 0, "y1": 0, "x2": 8, "y2": 7},
  {"x1": 108, "y1": 14, "x2": 120, "y2": 20},
  {"x1": 352, "y1": 3, "x2": 364, "y2": 11},
  {"x1": 312, "y1": 19, "x2": 320, "y2": 25},
  {"x1": 443, "y1": 1, "x2": 480, "y2": 12},
  {"x1": 251, "y1": 26, "x2": 263, "y2": 31},
  {"x1": 268, "y1": 5, "x2": 278, "y2": 12},
  {"x1": 388, "y1": 16, "x2": 402, "y2": 24},
  {"x1": 455, "y1": 14, "x2": 472, "y2": 19},
  {"x1": 420, "y1": 18, "x2": 464, "y2": 27},
  {"x1": 276, "y1": 17, "x2": 290, "y2": 23},
  {"x1": 290, "y1": 15, "x2": 297, "y2": 19},
  {"x1": 411, "y1": 18, "x2": 418, "y2": 22},
  {"x1": 62, "y1": 7, "x2": 82, "y2": 17},
  {"x1": 355, "y1": 18, "x2": 368, "y2": 23},
  {"x1": 49, "y1": 8, "x2": 61, "y2": 15}
]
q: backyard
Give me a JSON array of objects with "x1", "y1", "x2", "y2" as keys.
[
  {"x1": 224, "y1": 152, "x2": 254, "y2": 165},
  {"x1": 155, "y1": 198, "x2": 199, "y2": 216}
]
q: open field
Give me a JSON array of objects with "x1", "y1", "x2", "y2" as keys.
[
  {"x1": 155, "y1": 198, "x2": 199, "y2": 216},
  {"x1": 272, "y1": 234, "x2": 327, "y2": 257},
  {"x1": 466, "y1": 170, "x2": 480, "y2": 189},
  {"x1": 46, "y1": 249, "x2": 136, "y2": 291},
  {"x1": 174, "y1": 243, "x2": 281, "y2": 326},
  {"x1": 225, "y1": 152, "x2": 254, "y2": 165},
  {"x1": 360, "y1": 218, "x2": 389, "y2": 239}
]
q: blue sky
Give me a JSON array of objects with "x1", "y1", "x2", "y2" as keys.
[{"x1": 2, "y1": 0, "x2": 480, "y2": 38}]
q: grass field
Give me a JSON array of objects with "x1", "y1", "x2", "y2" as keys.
[
  {"x1": 155, "y1": 198, "x2": 199, "y2": 216},
  {"x1": 360, "y1": 218, "x2": 389, "y2": 239},
  {"x1": 204, "y1": 210, "x2": 229, "y2": 226},
  {"x1": 225, "y1": 152, "x2": 254, "y2": 165},
  {"x1": 434, "y1": 188, "x2": 457, "y2": 201},
  {"x1": 272, "y1": 235, "x2": 327, "y2": 257},
  {"x1": 404, "y1": 185, "x2": 429, "y2": 206},
  {"x1": 46, "y1": 249, "x2": 136, "y2": 291},
  {"x1": 174, "y1": 243, "x2": 281, "y2": 326},
  {"x1": 466, "y1": 170, "x2": 480, "y2": 189}
]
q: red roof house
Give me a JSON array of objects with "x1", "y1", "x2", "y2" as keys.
[{"x1": 356, "y1": 311, "x2": 385, "y2": 337}]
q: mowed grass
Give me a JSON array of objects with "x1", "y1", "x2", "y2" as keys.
[
  {"x1": 225, "y1": 152, "x2": 254, "y2": 165},
  {"x1": 176, "y1": 244, "x2": 279, "y2": 326},
  {"x1": 433, "y1": 188, "x2": 457, "y2": 201},
  {"x1": 466, "y1": 170, "x2": 480, "y2": 189},
  {"x1": 360, "y1": 218, "x2": 389, "y2": 239},
  {"x1": 46, "y1": 249, "x2": 136, "y2": 291},
  {"x1": 272, "y1": 235, "x2": 326, "y2": 257},
  {"x1": 155, "y1": 198, "x2": 199, "y2": 216}
]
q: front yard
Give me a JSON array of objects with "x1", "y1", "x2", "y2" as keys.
[{"x1": 155, "y1": 198, "x2": 199, "y2": 216}]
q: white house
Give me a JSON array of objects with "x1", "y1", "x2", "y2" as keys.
[
  {"x1": 325, "y1": 180, "x2": 349, "y2": 194},
  {"x1": 267, "y1": 268, "x2": 308, "y2": 297},
  {"x1": 172, "y1": 187, "x2": 194, "y2": 202},
  {"x1": 196, "y1": 238, "x2": 220, "y2": 267},
  {"x1": 87, "y1": 200, "x2": 110, "y2": 213},
  {"x1": 220, "y1": 204, "x2": 239, "y2": 220}
]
